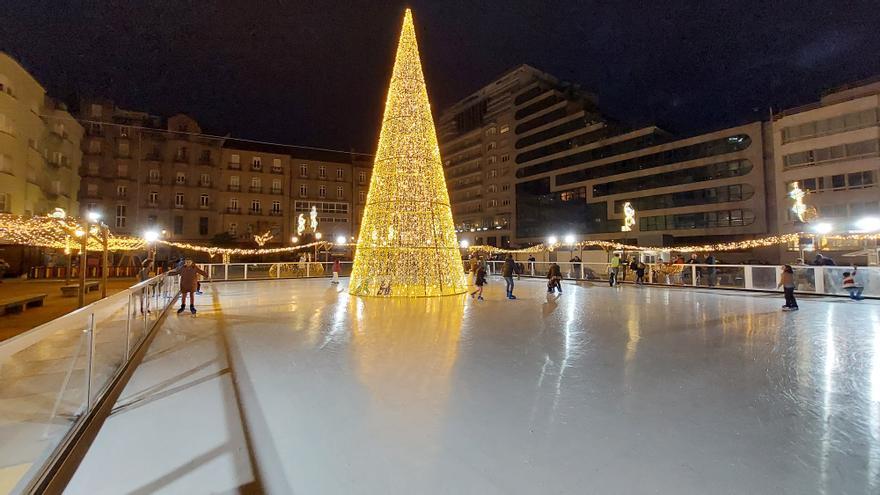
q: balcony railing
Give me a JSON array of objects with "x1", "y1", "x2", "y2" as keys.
[
  {"x1": 249, "y1": 186, "x2": 263, "y2": 193},
  {"x1": 228, "y1": 162, "x2": 241, "y2": 170},
  {"x1": 269, "y1": 210, "x2": 283, "y2": 216},
  {"x1": 148, "y1": 177, "x2": 161, "y2": 184},
  {"x1": 251, "y1": 165, "x2": 263, "y2": 171},
  {"x1": 248, "y1": 209, "x2": 262, "y2": 215},
  {"x1": 173, "y1": 203, "x2": 185, "y2": 209},
  {"x1": 271, "y1": 167, "x2": 283, "y2": 174},
  {"x1": 271, "y1": 188, "x2": 283, "y2": 195},
  {"x1": 226, "y1": 207, "x2": 241, "y2": 214},
  {"x1": 199, "y1": 156, "x2": 213, "y2": 165},
  {"x1": 199, "y1": 181, "x2": 212, "y2": 187},
  {"x1": 227, "y1": 185, "x2": 240, "y2": 192},
  {"x1": 174, "y1": 154, "x2": 189, "y2": 163},
  {"x1": 144, "y1": 153, "x2": 162, "y2": 161}
]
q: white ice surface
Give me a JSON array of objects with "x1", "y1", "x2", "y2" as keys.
[{"x1": 67, "y1": 278, "x2": 880, "y2": 494}]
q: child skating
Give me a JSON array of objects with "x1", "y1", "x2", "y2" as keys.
[
  {"x1": 470, "y1": 265, "x2": 486, "y2": 300},
  {"x1": 171, "y1": 259, "x2": 208, "y2": 315},
  {"x1": 842, "y1": 267, "x2": 864, "y2": 300},
  {"x1": 777, "y1": 264, "x2": 798, "y2": 311}
]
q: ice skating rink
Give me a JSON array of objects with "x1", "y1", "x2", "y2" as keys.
[{"x1": 66, "y1": 278, "x2": 880, "y2": 494}]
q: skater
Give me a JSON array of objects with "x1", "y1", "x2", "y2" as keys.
[
  {"x1": 137, "y1": 259, "x2": 154, "y2": 314},
  {"x1": 171, "y1": 259, "x2": 208, "y2": 315},
  {"x1": 470, "y1": 264, "x2": 486, "y2": 300},
  {"x1": 527, "y1": 255, "x2": 536, "y2": 275},
  {"x1": 547, "y1": 262, "x2": 562, "y2": 294},
  {"x1": 609, "y1": 253, "x2": 621, "y2": 286},
  {"x1": 705, "y1": 253, "x2": 717, "y2": 287},
  {"x1": 777, "y1": 264, "x2": 799, "y2": 311},
  {"x1": 635, "y1": 261, "x2": 646, "y2": 285},
  {"x1": 501, "y1": 254, "x2": 521, "y2": 299},
  {"x1": 468, "y1": 256, "x2": 480, "y2": 285},
  {"x1": 842, "y1": 267, "x2": 864, "y2": 300},
  {"x1": 331, "y1": 258, "x2": 341, "y2": 284}
]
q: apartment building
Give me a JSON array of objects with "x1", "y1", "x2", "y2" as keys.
[
  {"x1": 437, "y1": 65, "x2": 597, "y2": 247},
  {"x1": 772, "y1": 78, "x2": 880, "y2": 244},
  {"x1": 0, "y1": 52, "x2": 82, "y2": 217},
  {"x1": 289, "y1": 150, "x2": 358, "y2": 244},
  {"x1": 514, "y1": 121, "x2": 770, "y2": 246},
  {"x1": 79, "y1": 102, "x2": 224, "y2": 242}
]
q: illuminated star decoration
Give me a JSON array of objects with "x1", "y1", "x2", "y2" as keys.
[
  {"x1": 789, "y1": 181, "x2": 807, "y2": 222},
  {"x1": 253, "y1": 230, "x2": 274, "y2": 247},
  {"x1": 621, "y1": 202, "x2": 636, "y2": 232},
  {"x1": 348, "y1": 8, "x2": 467, "y2": 297}
]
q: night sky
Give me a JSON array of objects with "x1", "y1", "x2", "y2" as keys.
[{"x1": 2, "y1": 1, "x2": 879, "y2": 153}]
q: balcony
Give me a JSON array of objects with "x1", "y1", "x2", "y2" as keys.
[
  {"x1": 271, "y1": 188, "x2": 283, "y2": 195},
  {"x1": 174, "y1": 154, "x2": 190, "y2": 163},
  {"x1": 318, "y1": 175, "x2": 327, "y2": 180},
  {"x1": 271, "y1": 167, "x2": 283, "y2": 174},
  {"x1": 269, "y1": 210, "x2": 283, "y2": 216},
  {"x1": 173, "y1": 203, "x2": 185, "y2": 209},
  {"x1": 249, "y1": 186, "x2": 263, "y2": 193},
  {"x1": 227, "y1": 207, "x2": 241, "y2": 214},
  {"x1": 199, "y1": 203, "x2": 211, "y2": 210},
  {"x1": 146, "y1": 202, "x2": 159, "y2": 209},
  {"x1": 228, "y1": 162, "x2": 241, "y2": 170},
  {"x1": 248, "y1": 209, "x2": 262, "y2": 215},
  {"x1": 227, "y1": 185, "x2": 240, "y2": 192},
  {"x1": 250, "y1": 165, "x2": 263, "y2": 172},
  {"x1": 144, "y1": 152, "x2": 162, "y2": 161},
  {"x1": 148, "y1": 177, "x2": 161, "y2": 184},
  {"x1": 199, "y1": 181, "x2": 212, "y2": 188},
  {"x1": 199, "y1": 156, "x2": 213, "y2": 166}
]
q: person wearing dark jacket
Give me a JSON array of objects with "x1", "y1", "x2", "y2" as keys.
[
  {"x1": 547, "y1": 263, "x2": 563, "y2": 294},
  {"x1": 170, "y1": 259, "x2": 208, "y2": 315},
  {"x1": 501, "y1": 254, "x2": 521, "y2": 299}
]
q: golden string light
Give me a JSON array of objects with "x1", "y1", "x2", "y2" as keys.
[
  {"x1": 253, "y1": 230, "x2": 274, "y2": 247},
  {"x1": 621, "y1": 202, "x2": 636, "y2": 232},
  {"x1": 348, "y1": 9, "x2": 466, "y2": 297},
  {"x1": 789, "y1": 181, "x2": 807, "y2": 222},
  {"x1": 0, "y1": 213, "x2": 145, "y2": 252}
]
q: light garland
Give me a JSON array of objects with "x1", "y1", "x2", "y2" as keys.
[
  {"x1": 0, "y1": 213, "x2": 145, "y2": 252},
  {"x1": 621, "y1": 202, "x2": 636, "y2": 232},
  {"x1": 469, "y1": 234, "x2": 808, "y2": 255},
  {"x1": 348, "y1": 9, "x2": 466, "y2": 297},
  {"x1": 156, "y1": 239, "x2": 330, "y2": 257},
  {"x1": 253, "y1": 230, "x2": 274, "y2": 247}
]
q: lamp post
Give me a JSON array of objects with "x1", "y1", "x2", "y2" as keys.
[
  {"x1": 76, "y1": 227, "x2": 87, "y2": 308},
  {"x1": 100, "y1": 225, "x2": 109, "y2": 298}
]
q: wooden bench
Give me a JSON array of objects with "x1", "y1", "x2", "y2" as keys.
[
  {"x1": 0, "y1": 294, "x2": 48, "y2": 316},
  {"x1": 60, "y1": 281, "x2": 99, "y2": 297}
]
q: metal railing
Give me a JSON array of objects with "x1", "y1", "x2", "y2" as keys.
[
  {"x1": 0, "y1": 273, "x2": 180, "y2": 494},
  {"x1": 202, "y1": 262, "x2": 354, "y2": 280},
  {"x1": 478, "y1": 261, "x2": 880, "y2": 298}
]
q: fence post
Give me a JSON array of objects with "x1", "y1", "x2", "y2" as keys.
[
  {"x1": 744, "y1": 266, "x2": 754, "y2": 290},
  {"x1": 814, "y1": 267, "x2": 825, "y2": 294},
  {"x1": 307, "y1": 263, "x2": 311, "y2": 277},
  {"x1": 244, "y1": 264, "x2": 248, "y2": 280},
  {"x1": 691, "y1": 265, "x2": 697, "y2": 287},
  {"x1": 124, "y1": 292, "x2": 132, "y2": 360},
  {"x1": 85, "y1": 312, "x2": 96, "y2": 412},
  {"x1": 224, "y1": 263, "x2": 228, "y2": 281}
]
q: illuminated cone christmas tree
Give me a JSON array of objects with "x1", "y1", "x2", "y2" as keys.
[{"x1": 349, "y1": 9, "x2": 466, "y2": 297}]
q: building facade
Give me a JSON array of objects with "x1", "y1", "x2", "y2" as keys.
[
  {"x1": 438, "y1": 65, "x2": 599, "y2": 248},
  {"x1": 772, "y1": 79, "x2": 880, "y2": 240},
  {"x1": 0, "y1": 52, "x2": 82, "y2": 217}
]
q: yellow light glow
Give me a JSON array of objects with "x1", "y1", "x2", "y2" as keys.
[
  {"x1": 789, "y1": 182, "x2": 807, "y2": 222},
  {"x1": 348, "y1": 9, "x2": 466, "y2": 297},
  {"x1": 622, "y1": 202, "x2": 636, "y2": 232}
]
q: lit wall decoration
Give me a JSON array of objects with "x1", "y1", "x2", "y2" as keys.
[
  {"x1": 348, "y1": 9, "x2": 466, "y2": 297},
  {"x1": 253, "y1": 230, "x2": 274, "y2": 247},
  {"x1": 621, "y1": 202, "x2": 636, "y2": 232},
  {"x1": 789, "y1": 181, "x2": 807, "y2": 222}
]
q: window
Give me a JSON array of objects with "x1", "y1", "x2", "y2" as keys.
[
  {"x1": 486, "y1": 127, "x2": 496, "y2": 136},
  {"x1": 119, "y1": 126, "x2": 130, "y2": 138},
  {"x1": 359, "y1": 190, "x2": 366, "y2": 203},
  {"x1": 117, "y1": 163, "x2": 128, "y2": 177},
  {"x1": 489, "y1": 169, "x2": 498, "y2": 178},
  {"x1": 501, "y1": 154, "x2": 510, "y2": 162},
  {"x1": 487, "y1": 142, "x2": 497, "y2": 151},
  {"x1": 487, "y1": 185, "x2": 497, "y2": 193},
  {"x1": 502, "y1": 199, "x2": 510, "y2": 206},
  {"x1": 832, "y1": 174, "x2": 846, "y2": 190},
  {"x1": 176, "y1": 146, "x2": 188, "y2": 161},
  {"x1": 0, "y1": 154, "x2": 11, "y2": 174},
  {"x1": 175, "y1": 193, "x2": 185, "y2": 207},
  {"x1": 319, "y1": 185, "x2": 326, "y2": 198},
  {"x1": 487, "y1": 156, "x2": 497, "y2": 164},
  {"x1": 228, "y1": 223, "x2": 237, "y2": 236},
  {"x1": 200, "y1": 149, "x2": 211, "y2": 163},
  {"x1": 149, "y1": 191, "x2": 158, "y2": 205},
  {"x1": 783, "y1": 139, "x2": 880, "y2": 169},
  {"x1": 319, "y1": 166, "x2": 326, "y2": 178},
  {"x1": 230, "y1": 153, "x2": 241, "y2": 165},
  {"x1": 200, "y1": 194, "x2": 209, "y2": 208},
  {"x1": 781, "y1": 108, "x2": 879, "y2": 143},
  {"x1": 230, "y1": 198, "x2": 239, "y2": 209},
  {"x1": 336, "y1": 168, "x2": 344, "y2": 180},
  {"x1": 229, "y1": 175, "x2": 240, "y2": 190},
  {"x1": 90, "y1": 104, "x2": 103, "y2": 117},
  {"x1": 87, "y1": 162, "x2": 98, "y2": 175},
  {"x1": 149, "y1": 169, "x2": 160, "y2": 182},
  {"x1": 88, "y1": 140, "x2": 101, "y2": 154},
  {"x1": 336, "y1": 185, "x2": 344, "y2": 199},
  {"x1": 117, "y1": 185, "x2": 127, "y2": 198},
  {"x1": 300, "y1": 184, "x2": 308, "y2": 197},
  {"x1": 173, "y1": 215, "x2": 183, "y2": 235},
  {"x1": 251, "y1": 177, "x2": 261, "y2": 192},
  {"x1": 0, "y1": 193, "x2": 9, "y2": 213},
  {"x1": 488, "y1": 199, "x2": 498, "y2": 207},
  {"x1": 848, "y1": 171, "x2": 874, "y2": 189},
  {"x1": 272, "y1": 201, "x2": 281, "y2": 213},
  {"x1": 272, "y1": 158, "x2": 282, "y2": 172},
  {"x1": 200, "y1": 173, "x2": 210, "y2": 187},
  {"x1": 300, "y1": 164, "x2": 308, "y2": 177},
  {"x1": 199, "y1": 217, "x2": 209, "y2": 236},
  {"x1": 115, "y1": 205, "x2": 127, "y2": 228},
  {"x1": 251, "y1": 199, "x2": 261, "y2": 212},
  {"x1": 87, "y1": 183, "x2": 98, "y2": 197},
  {"x1": 501, "y1": 183, "x2": 511, "y2": 192},
  {"x1": 500, "y1": 125, "x2": 510, "y2": 134},
  {"x1": 176, "y1": 172, "x2": 186, "y2": 185},
  {"x1": 252, "y1": 156, "x2": 262, "y2": 170},
  {"x1": 358, "y1": 171, "x2": 366, "y2": 183}
]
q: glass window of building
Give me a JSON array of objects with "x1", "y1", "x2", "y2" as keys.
[
  {"x1": 176, "y1": 146, "x2": 188, "y2": 160},
  {"x1": 200, "y1": 173, "x2": 210, "y2": 186},
  {"x1": 358, "y1": 171, "x2": 366, "y2": 183},
  {"x1": 119, "y1": 126, "x2": 130, "y2": 138},
  {"x1": 173, "y1": 215, "x2": 183, "y2": 234},
  {"x1": 90, "y1": 104, "x2": 103, "y2": 117},
  {"x1": 272, "y1": 201, "x2": 281, "y2": 213},
  {"x1": 252, "y1": 156, "x2": 262, "y2": 170},
  {"x1": 251, "y1": 177, "x2": 261, "y2": 189},
  {"x1": 176, "y1": 172, "x2": 186, "y2": 185},
  {"x1": 319, "y1": 185, "x2": 326, "y2": 198},
  {"x1": 149, "y1": 191, "x2": 158, "y2": 205},
  {"x1": 300, "y1": 184, "x2": 307, "y2": 197},
  {"x1": 149, "y1": 169, "x2": 160, "y2": 181},
  {"x1": 300, "y1": 164, "x2": 308, "y2": 177},
  {"x1": 336, "y1": 168, "x2": 344, "y2": 180},
  {"x1": 228, "y1": 222, "x2": 237, "y2": 235},
  {"x1": 500, "y1": 125, "x2": 509, "y2": 134},
  {"x1": 117, "y1": 185, "x2": 127, "y2": 198},
  {"x1": 359, "y1": 190, "x2": 366, "y2": 203},
  {"x1": 231, "y1": 153, "x2": 240, "y2": 164},
  {"x1": 87, "y1": 183, "x2": 98, "y2": 196},
  {"x1": 200, "y1": 194, "x2": 209, "y2": 207},
  {"x1": 319, "y1": 166, "x2": 326, "y2": 178},
  {"x1": 251, "y1": 199, "x2": 261, "y2": 212},
  {"x1": 272, "y1": 179, "x2": 282, "y2": 193},
  {"x1": 175, "y1": 193, "x2": 184, "y2": 207},
  {"x1": 230, "y1": 198, "x2": 239, "y2": 209},
  {"x1": 89, "y1": 140, "x2": 101, "y2": 154},
  {"x1": 336, "y1": 186, "x2": 344, "y2": 199},
  {"x1": 115, "y1": 205, "x2": 127, "y2": 228},
  {"x1": 117, "y1": 163, "x2": 128, "y2": 177},
  {"x1": 199, "y1": 217, "x2": 209, "y2": 235},
  {"x1": 272, "y1": 158, "x2": 282, "y2": 172}
]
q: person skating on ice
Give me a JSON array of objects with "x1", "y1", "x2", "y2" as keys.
[
  {"x1": 171, "y1": 258, "x2": 208, "y2": 315},
  {"x1": 777, "y1": 264, "x2": 799, "y2": 311},
  {"x1": 470, "y1": 264, "x2": 486, "y2": 300}
]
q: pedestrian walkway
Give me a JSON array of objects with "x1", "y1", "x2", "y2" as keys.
[{"x1": 59, "y1": 277, "x2": 880, "y2": 494}]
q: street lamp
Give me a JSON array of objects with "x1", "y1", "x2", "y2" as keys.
[
  {"x1": 459, "y1": 239, "x2": 469, "y2": 249},
  {"x1": 812, "y1": 222, "x2": 833, "y2": 235},
  {"x1": 86, "y1": 210, "x2": 102, "y2": 223},
  {"x1": 291, "y1": 236, "x2": 299, "y2": 244},
  {"x1": 855, "y1": 217, "x2": 880, "y2": 232},
  {"x1": 547, "y1": 235, "x2": 558, "y2": 245},
  {"x1": 335, "y1": 235, "x2": 346, "y2": 245},
  {"x1": 563, "y1": 234, "x2": 575, "y2": 244}
]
